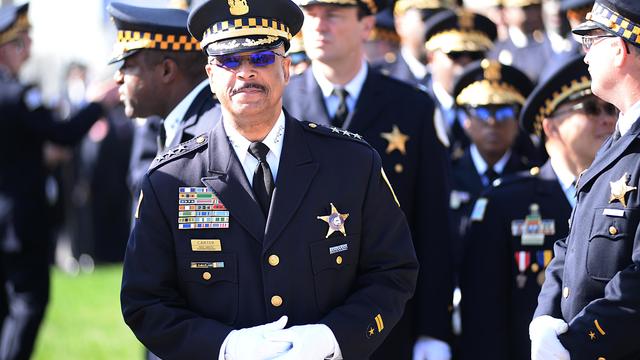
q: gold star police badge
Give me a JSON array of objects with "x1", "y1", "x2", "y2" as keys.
[
  {"x1": 380, "y1": 125, "x2": 409, "y2": 155},
  {"x1": 609, "y1": 173, "x2": 637, "y2": 207},
  {"x1": 317, "y1": 203, "x2": 349, "y2": 238}
]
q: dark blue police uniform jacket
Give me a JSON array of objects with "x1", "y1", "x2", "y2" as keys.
[
  {"x1": 535, "y1": 119, "x2": 640, "y2": 359},
  {"x1": 0, "y1": 70, "x2": 104, "y2": 253},
  {"x1": 121, "y1": 113, "x2": 419, "y2": 360},
  {"x1": 282, "y1": 67, "x2": 454, "y2": 356},
  {"x1": 461, "y1": 161, "x2": 571, "y2": 360},
  {"x1": 127, "y1": 86, "x2": 221, "y2": 199},
  {"x1": 0, "y1": 69, "x2": 105, "y2": 360},
  {"x1": 449, "y1": 148, "x2": 530, "y2": 269}
]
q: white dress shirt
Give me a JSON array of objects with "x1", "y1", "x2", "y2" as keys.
[
  {"x1": 470, "y1": 144, "x2": 512, "y2": 187},
  {"x1": 312, "y1": 59, "x2": 368, "y2": 119},
  {"x1": 617, "y1": 99, "x2": 640, "y2": 137},
  {"x1": 550, "y1": 158, "x2": 577, "y2": 208},
  {"x1": 223, "y1": 110, "x2": 285, "y2": 186}
]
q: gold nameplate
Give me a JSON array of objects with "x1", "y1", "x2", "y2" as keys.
[{"x1": 191, "y1": 239, "x2": 222, "y2": 252}]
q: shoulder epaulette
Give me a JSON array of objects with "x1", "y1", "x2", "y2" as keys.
[
  {"x1": 301, "y1": 121, "x2": 369, "y2": 146},
  {"x1": 149, "y1": 134, "x2": 209, "y2": 172}
]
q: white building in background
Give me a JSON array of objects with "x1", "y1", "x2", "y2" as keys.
[{"x1": 9, "y1": 0, "x2": 173, "y2": 100}]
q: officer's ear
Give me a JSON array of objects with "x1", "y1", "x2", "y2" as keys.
[
  {"x1": 541, "y1": 117, "x2": 558, "y2": 140},
  {"x1": 159, "y1": 57, "x2": 179, "y2": 84}
]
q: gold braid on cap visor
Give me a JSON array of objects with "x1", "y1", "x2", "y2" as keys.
[
  {"x1": 0, "y1": 12, "x2": 30, "y2": 46},
  {"x1": 456, "y1": 80, "x2": 526, "y2": 107},
  {"x1": 393, "y1": 0, "x2": 456, "y2": 16},
  {"x1": 202, "y1": 17, "x2": 291, "y2": 46},
  {"x1": 586, "y1": 2, "x2": 640, "y2": 46},
  {"x1": 532, "y1": 76, "x2": 592, "y2": 136},
  {"x1": 299, "y1": 0, "x2": 378, "y2": 13},
  {"x1": 425, "y1": 30, "x2": 494, "y2": 53}
]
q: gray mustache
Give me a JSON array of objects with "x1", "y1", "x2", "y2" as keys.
[{"x1": 232, "y1": 83, "x2": 266, "y2": 95}]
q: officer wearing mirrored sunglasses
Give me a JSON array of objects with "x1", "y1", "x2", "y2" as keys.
[
  {"x1": 460, "y1": 54, "x2": 615, "y2": 360},
  {"x1": 120, "y1": 0, "x2": 419, "y2": 359},
  {"x1": 448, "y1": 59, "x2": 533, "y2": 263},
  {"x1": 530, "y1": 1, "x2": 640, "y2": 359}
]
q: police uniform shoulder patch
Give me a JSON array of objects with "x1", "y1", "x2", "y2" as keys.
[
  {"x1": 301, "y1": 121, "x2": 369, "y2": 145},
  {"x1": 149, "y1": 134, "x2": 209, "y2": 172}
]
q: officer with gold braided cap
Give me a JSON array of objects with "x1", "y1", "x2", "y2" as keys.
[
  {"x1": 461, "y1": 54, "x2": 615, "y2": 360},
  {"x1": 373, "y1": 0, "x2": 456, "y2": 87},
  {"x1": 120, "y1": 0, "x2": 419, "y2": 359},
  {"x1": 530, "y1": 0, "x2": 640, "y2": 359}
]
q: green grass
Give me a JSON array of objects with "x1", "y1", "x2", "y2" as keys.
[{"x1": 32, "y1": 265, "x2": 144, "y2": 360}]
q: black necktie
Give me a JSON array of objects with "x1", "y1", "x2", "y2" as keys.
[
  {"x1": 332, "y1": 88, "x2": 349, "y2": 128},
  {"x1": 248, "y1": 142, "x2": 274, "y2": 217},
  {"x1": 485, "y1": 168, "x2": 499, "y2": 185}
]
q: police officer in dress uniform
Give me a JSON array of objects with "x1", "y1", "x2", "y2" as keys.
[
  {"x1": 372, "y1": 0, "x2": 455, "y2": 88},
  {"x1": 107, "y1": 2, "x2": 222, "y2": 201},
  {"x1": 530, "y1": 1, "x2": 640, "y2": 359},
  {"x1": 489, "y1": 0, "x2": 557, "y2": 83},
  {"x1": 460, "y1": 54, "x2": 616, "y2": 360},
  {"x1": 0, "y1": 3, "x2": 118, "y2": 359},
  {"x1": 120, "y1": 0, "x2": 419, "y2": 358},
  {"x1": 449, "y1": 59, "x2": 534, "y2": 266},
  {"x1": 538, "y1": 0, "x2": 593, "y2": 81},
  {"x1": 283, "y1": 0, "x2": 454, "y2": 358},
  {"x1": 423, "y1": 9, "x2": 498, "y2": 158}
]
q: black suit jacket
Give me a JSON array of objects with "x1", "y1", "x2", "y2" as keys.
[
  {"x1": 535, "y1": 119, "x2": 640, "y2": 359},
  {"x1": 461, "y1": 161, "x2": 572, "y2": 360},
  {"x1": 283, "y1": 67, "x2": 454, "y2": 356},
  {"x1": 121, "y1": 114, "x2": 419, "y2": 359}
]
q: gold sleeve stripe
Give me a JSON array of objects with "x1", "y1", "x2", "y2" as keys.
[
  {"x1": 594, "y1": 319, "x2": 606, "y2": 336},
  {"x1": 374, "y1": 314, "x2": 384, "y2": 332}
]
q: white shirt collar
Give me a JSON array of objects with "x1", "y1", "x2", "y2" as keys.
[
  {"x1": 470, "y1": 144, "x2": 512, "y2": 176},
  {"x1": 549, "y1": 157, "x2": 576, "y2": 191},
  {"x1": 311, "y1": 59, "x2": 368, "y2": 102},
  {"x1": 400, "y1": 47, "x2": 428, "y2": 80},
  {"x1": 223, "y1": 110, "x2": 286, "y2": 184},
  {"x1": 164, "y1": 79, "x2": 209, "y2": 147},
  {"x1": 618, "y1": 99, "x2": 640, "y2": 137},
  {"x1": 432, "y1": 81, "x2": 454, "y2": 110}
]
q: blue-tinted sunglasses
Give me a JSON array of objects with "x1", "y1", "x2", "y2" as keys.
[
  {"x1": 465, "y1": 105, "x2": 519, "y2": 123},
  {"x1": 211, "y1": 50, "x2": 285, "y2": 69}
]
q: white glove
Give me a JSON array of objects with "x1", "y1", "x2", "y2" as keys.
[
  {"x1": 265, "y1": 323, "x2": 339, "y2": 360},
  {"x1": 413, "y1": 336, "x2": 452, "y2": 360},
  {"x1": 222, "y1": 316, "x2": 292, "y2": 360},
  {"x1": 529, "y1": 315, "x2": 571, "y2": 360}
]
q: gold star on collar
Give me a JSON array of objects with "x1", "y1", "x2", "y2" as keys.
[
  {"x1": 380, "y1": 125, "x2": 409, "y2": 155},
  {"x1": 368, "y1": 327, "x2": 375, "y2": 336},
  {"x1": 588, "y1": 331, "x2": 596, "y2": 340},
  {"x1": 609, "y1": 173, "x2": 637, "y2": 207},
  {"x1": 317, "y1": 203, "x2": 349, "y2": 238}
]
